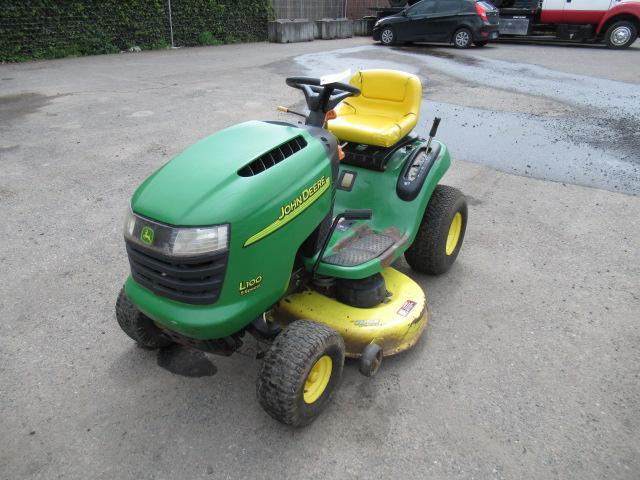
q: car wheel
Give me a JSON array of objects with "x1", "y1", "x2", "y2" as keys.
[
  {"x1": 474, "y1": 41, "x2": 488, "y2": 47},
  {"x1": 453, "y1": 28, "x2": 473, "y2": 49},
  {"x1": 380, "y1": 26, "x2": 396, "y2": 46},
  {"x1": 605, "y1": 20, "x2": 637, "y2": 49}
]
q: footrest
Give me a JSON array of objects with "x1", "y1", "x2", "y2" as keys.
[{"x1": 323, "y1": 233, "x2": 395, "y2": 267}]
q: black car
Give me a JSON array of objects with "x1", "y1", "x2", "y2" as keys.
[{"x1": 373, "y1": 0, "x2": 500, "y2": 48}]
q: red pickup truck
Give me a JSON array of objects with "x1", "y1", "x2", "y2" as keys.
[{"x1": 495, "y1": 0, "x2": 640, "y2": 48}]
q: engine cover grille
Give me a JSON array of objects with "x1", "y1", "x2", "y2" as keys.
[{"x1": 126, "y1": 241, "x2": 227, "y2": 305}]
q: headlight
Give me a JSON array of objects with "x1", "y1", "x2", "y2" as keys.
[
  {"x1": 374, "y1": 20, "x2": 381, "y2": 27},
  {"x1": 123, "y1": 208, "x2": 229, "y2": 257},
  {"x1": 172, "y1": 226, "x2": 228, "y2": 256}
]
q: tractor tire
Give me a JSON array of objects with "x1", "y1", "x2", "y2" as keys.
[
  {"x1": 380, "y1": 26, "x2": 397, "y2": 46},
  {"x1": 453, "y1": 28, "x2": 473, "y2": 48},
  {"x1": 257, "y1": 320, "x2": 345, "y2": 427},
  {"x1": 605, "y1": 21, "x2": 637, "y2": 49},
  {"x1": 404, "y1": 185, "x2": 468, "y2": 275},
  {"x1": 116, "y1": 287, "x2": 172, "y2": 349}
]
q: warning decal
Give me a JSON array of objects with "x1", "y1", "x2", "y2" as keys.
[{"x1": 397, "y1": 300, "x2": 417, "y2": 317}]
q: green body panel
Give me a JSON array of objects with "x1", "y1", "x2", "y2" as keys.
[
  {"x1": 126, "y1": 121, "x2": 334, "y2": 340},
  {"x1": 308, "y1": 140, "x2": 451, "y2": 279}
]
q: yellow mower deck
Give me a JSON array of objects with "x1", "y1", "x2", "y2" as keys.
[{"x1": 275, "y1": 268, "x2": 427, "y2": 358}]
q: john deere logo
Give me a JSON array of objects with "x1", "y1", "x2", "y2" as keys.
[
  {"x1": 140, "y1": 226, "x2": 154, "y2": 245},
  {"x1": 244, "y1": 175, "x2": 330, "y2": 247}
]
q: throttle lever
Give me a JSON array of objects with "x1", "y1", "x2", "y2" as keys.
[
  {"x1": 425, "y1": 117, "x2": 441, "y2": 153},
  {"x1": 277, "y1": 106, "x2": 306, "y2": 119}
]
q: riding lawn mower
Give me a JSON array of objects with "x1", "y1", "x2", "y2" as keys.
[{"x1": 116, "y1": 69, "x2": 468, "y2": 426}]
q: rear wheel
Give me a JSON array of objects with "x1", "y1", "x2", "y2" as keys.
[
  {"x1": 257, "y1": 320, "x2": 345, "y2": 427},
  {"x1": 404, "y1": 185, "x2": 468, "y2": 275},
  {"x1": 116, "y1": 287, "x2": 172, "y2": 349},
  {"x1": 605, "y1": 21, "x2": 637, "y2": 49},
  {"x1": 380, "y1": 26, "x2": 397, "y2": 46},
  {"x1": 453, "y1": 28, "x2": 473, "y2": 48}
]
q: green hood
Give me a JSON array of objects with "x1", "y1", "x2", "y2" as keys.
[{"x1": 131, "y1": 120, "x2": 310, "y2": 226}]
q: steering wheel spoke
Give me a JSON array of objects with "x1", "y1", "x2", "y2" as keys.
[{"x1": 284, "y1": 76, "x2": 360, "y2": 126}]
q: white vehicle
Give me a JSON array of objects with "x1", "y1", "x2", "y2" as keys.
[{"x1": 495, "y1": 0, "x2": 640, "y2": 48}]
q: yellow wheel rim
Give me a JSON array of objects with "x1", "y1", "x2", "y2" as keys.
[
  {"x1": 446, "y1": 212, "x2": 462, "y2": 256},
  {"x1": 303, "y1": 355, "x2": 332, "y2": 404}
]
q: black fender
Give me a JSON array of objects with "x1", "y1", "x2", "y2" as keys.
[{"x1": 396, "y1": 142, "x2": 441, "y2": 201}]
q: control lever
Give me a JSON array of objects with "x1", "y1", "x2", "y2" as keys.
[
  {"x1": 277, "y1": 105, "x2": 306, "y2": 119},
  {"x1": 425, "y1": 117, "x2": 441, "y2": 153},
  {"x1": 312, "y1": 209, "x2": 373, "y2": 277},
  {"x1": 341, "y1": 209, "x2": 373, "y2": 221}
]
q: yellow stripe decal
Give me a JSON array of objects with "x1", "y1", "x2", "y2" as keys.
[{"x1": 244, "y1": 176, "x2": 330, "y2": 247}]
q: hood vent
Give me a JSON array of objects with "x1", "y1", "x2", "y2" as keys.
[{"x1": 238, "y1": 135, "x2": 308, "y2": 177}]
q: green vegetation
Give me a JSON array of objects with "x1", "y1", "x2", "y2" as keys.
[{"x1": 0, "y1": 0, "x2": 270, "y2": 62}]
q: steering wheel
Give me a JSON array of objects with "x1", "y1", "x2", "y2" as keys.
[{"x1": 285, "y1": 76, "x2": 360, "y2": 114}]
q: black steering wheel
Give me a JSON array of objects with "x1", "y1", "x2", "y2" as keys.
[{"x1": 285, "y1": 77, "x2": 360, "y2": 126}]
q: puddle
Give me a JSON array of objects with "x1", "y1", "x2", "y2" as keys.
[
  {"x1": 0, "y1": 92, "x2": 66, "y2": 126},
  {"x1": 419, "y1": 101, "x2": 639, "y2": 194},
  {"x1": 0, "y1": 145, "x2": 19, "y2": 154},
  {"x1": 393, "y1": 45, "x2": 480, "y2": 65},
  {"x1": 157, "y1": 344, "x2": 217, "y2": 378}
]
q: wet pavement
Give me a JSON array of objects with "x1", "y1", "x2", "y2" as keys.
[{"x1": 295, "y1": 44, "x2": 640, "y2": 195}]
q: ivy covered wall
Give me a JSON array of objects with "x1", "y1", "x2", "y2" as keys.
[{"x1": 0, "y1": 0, "x2": 271, "y2": 62}]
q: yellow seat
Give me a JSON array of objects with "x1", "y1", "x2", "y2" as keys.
[{"x1": 327, "y1": 70, "x2": 422, "y2": 148}]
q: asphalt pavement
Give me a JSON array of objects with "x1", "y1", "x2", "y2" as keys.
[{"x1": 1, "y1": 38, "x2": 639, "y2": 479}]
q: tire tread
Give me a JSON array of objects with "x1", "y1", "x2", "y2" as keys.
[
  {"x1": 115, "y1": 287, "x2": 172, "y2": 349},
  {"x1": 404, "y1": 185, "x2": 467, "y2": 275},
  {"x1": 257, "y1": 320, "x2": 345, "y2": 426}
]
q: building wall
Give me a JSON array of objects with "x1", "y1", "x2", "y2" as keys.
[
  {"x1": 270, "y1": 0, "x2": 344, "y2": 20},
  {"x1": 346, "y1": 0, "x2": 392, "y2": 19},
  {"x1": 270, "y1": 0, "x2": 398, "y2": 21}
]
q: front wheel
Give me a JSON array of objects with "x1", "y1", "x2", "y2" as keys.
[
  {"x1": 404, "y1": 185, "x2": 468, "y2": 275},
  {"x1": 380, "y1": 26, "x2": 397, "y2": 46},
  {"x1": 453, "y1": 28, "x2": 473, "y2": 49},
  {"x1": 115, "y1": 287, "x2": 172, "y2": 349},
  {"x1": 605, "y1": 21, "x2": 637, "y2": 49},
  {"x1": 257, "y1": 320, "x2": 345, "y2": 427}
]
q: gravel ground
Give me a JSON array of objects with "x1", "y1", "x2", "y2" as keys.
[{"x1": 1, "y1": 38, "x2": 638, "y2": 480}]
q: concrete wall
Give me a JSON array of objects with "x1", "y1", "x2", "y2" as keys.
[
  {"x1": 268, "y1": 19, "x2": 315, "y2": 43},
  {"x1": 315, "y1": 18, "x2": 354, "y2": 39}
]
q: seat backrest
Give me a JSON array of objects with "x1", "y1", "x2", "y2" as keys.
[{"x1": 344, "y1": 70, "x2": 422, "y2": 121}]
